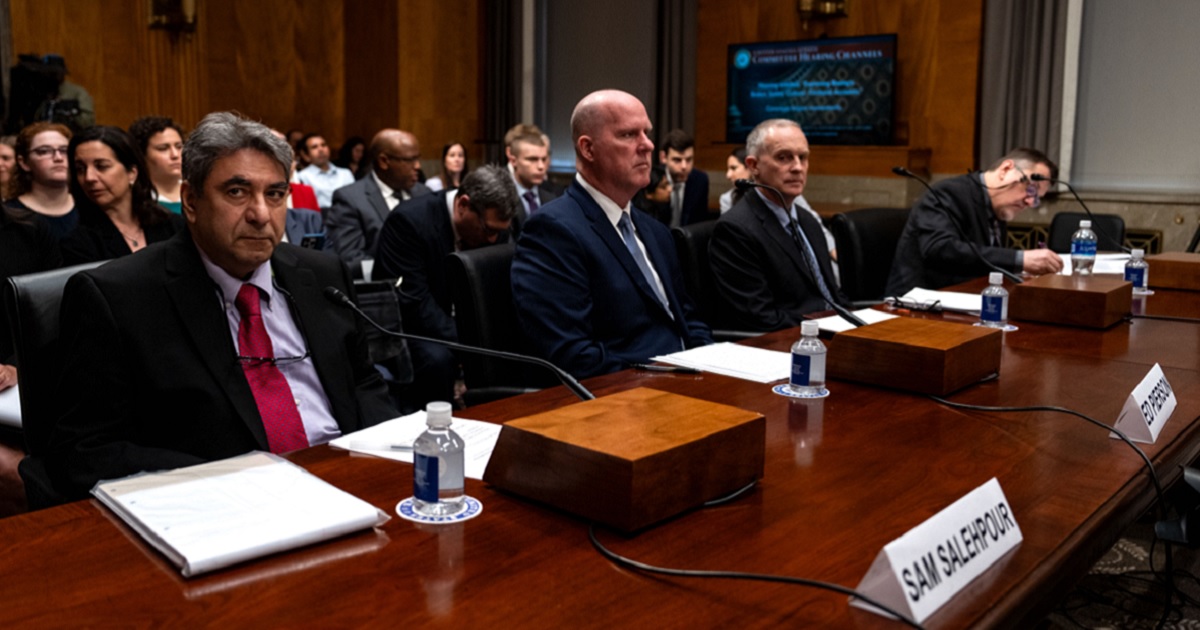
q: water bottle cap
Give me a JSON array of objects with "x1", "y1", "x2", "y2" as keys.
[
  {"x1": 1079, "y1": 220, "x2": 1092, "y2": 228},
  {"x1": 800, "y1": 321, "x2": 819, "y2": 336},
  {"x1": 989, "y1": 272, "x2": 1003, "y2": 284},
  {"x1": 1131, "y1": 248, "x2": 1144, "y2": 257},
  {"x1": 426, "y1": 401, "x2": 453, "y2": 427}
]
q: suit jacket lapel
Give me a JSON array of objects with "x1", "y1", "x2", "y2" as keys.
[
  {"x1": 573, "y1": 185, "x2": 670, "y2": 317},
  {"x1": 163, "y1": 234, "x2": 270, "y2": 449},
  {"x1": 364, "y1": 177, "x2": 391, "y2": 227},
  {"x1": 749, "y1": 192, "x2": 814, "y2": 286}
]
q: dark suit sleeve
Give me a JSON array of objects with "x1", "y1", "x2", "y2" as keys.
[
  {"x1": 709, "y1": 218, "x2": 803, "y2": 331},
  {"x1": 325, "y1": 187, "x2": 369, "y2": 266},
  {"x1": 48, "y1": 273, "x2": 205, "y2": 499},
  {"x1": 909, "y1": 186, "x2": 1020, "y2": 275},
  {"x1": 511, "y1": 213, "x2": 622, "y2": 378},
  {"x1": 374, "y1": 211, "x2": 458, "y2": 341}
]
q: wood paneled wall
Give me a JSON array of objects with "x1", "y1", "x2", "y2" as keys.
[
  {"x1": 695, "y1": 0, "x2": 982, "y2": 176},
  {"x1": 10, "y1": 0, "x2": 482, "y2": 162}
]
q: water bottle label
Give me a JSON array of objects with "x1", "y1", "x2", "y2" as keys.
[
  {"x1": 981, "y1": 295, "x2": 1006, "y2": 322},
  {"x1": 414, "y1": 453, "x2": 439, "y2": 502},
  {"x1": 1070, "y1": 240, "x2": 1097, "y2": 256},
  {"x1": 1125, "y1": 267, "x2": 1146, "y2": 288},
  {"x1": 791, "y1": 354, "x2": 812, "y2": 387}
]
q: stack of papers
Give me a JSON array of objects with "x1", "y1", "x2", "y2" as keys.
[
  {"x1": 809, "y1": 308, "x2": 898, "y2": 334},
  {"x1": 897, "y1": 288, "x2": 982, "y2": 314},
  {"x1": 653, "y1": 342, "x2": 790, "y2": 383},
  {"x1": 92, "y1": 452, "x2": 388, "y2": 577},
  {"x1": 0, "y1": 385, "x2": 20, "y2": 429},
  {"x1": 330, "y1": 411, "x2": 502, "y2": 480}
]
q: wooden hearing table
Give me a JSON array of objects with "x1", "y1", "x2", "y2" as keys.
[{"x1": 3, "y1": 284, "x2": 1199, "y2": 628}]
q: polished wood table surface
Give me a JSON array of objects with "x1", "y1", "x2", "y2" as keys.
[{"x1": 3, "y1": 285, "x2": 1199, "y2": 628}]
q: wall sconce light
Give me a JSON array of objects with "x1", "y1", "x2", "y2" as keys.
[
  {"x1": 796, "y1": 0, "x2": 848, "y2": 30},
  {"x1": 149, "y1": 0, "x2": 197, "y2": 32}
]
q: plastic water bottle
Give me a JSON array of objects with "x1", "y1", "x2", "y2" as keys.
[
  {"x1": 980, "y1": 272, "x2": 1009, "y2": 328},
  {"x1": 1125, "y1": 248, "x2": 1150, "y2": 294},
  {"x1": 1070, "y1": 219, "x2": 1097, "y2": 275},
  {"x1": 789, "y1": 321, "x2": 827, "y2": 396},
  {"x1": 413, "y1": 401, "x2": 466, "y2": 517}
]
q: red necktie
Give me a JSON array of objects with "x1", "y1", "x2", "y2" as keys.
[{"x1": 235, "y1": 283, "x2": 309, "y2": 453}]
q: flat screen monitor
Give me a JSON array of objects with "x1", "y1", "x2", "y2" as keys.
[{"x1": 726, "y1": 34, "x2": 897, "y2": 146}]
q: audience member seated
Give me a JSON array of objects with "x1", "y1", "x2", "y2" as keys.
[
  {"x1": 885, "y1": 147, "x2": 1063, "y2": 296},
  {"x1": 425, "y1": 142, "x2": 467, "y2": 193},
  {"x1": 325, "y1": 128, "x2": 432, "y2": 272},
  {"x1": 295, "y1": 133, "x2": 354, "y2": 208},
  {"x1": 632, "y1": 164, "x2": 672, "y2": 224},
  {"x1": 60, "y1": 126, "x2": 185, "y2": 266},
  {"x1": 7, "y1": 122, "x2": 76, "y2": 241},
  {"x1": 657, "y1": 128, "x2": 710, "y2": 227},
  {"x1": 129, "y1": 116, "x2": 185, "y2": 214},
  {"x1": 505, "y1": 123, "x2": 560, "y2": 234},
  {"x1": 374, "y1": 164, "x2": 519, "y2": 409},
  {"x1": 0, "y1": 135, "x2": 17, "y2": 201},
  {"x1": 511, "y1": 90, "x2": 712, "y2": 379},
  {"x1": 44, "y1": 112, "x2": 396, "y2": 501},
  {"x1": 710, "y1": 119, "x2": 849, "y2": 332},
  {"x1": 719, "y1": 147, "x2": 748, "y2": 215},
  {"x1": 334, "y1": 136, "x2": 366, "y2": 180}
]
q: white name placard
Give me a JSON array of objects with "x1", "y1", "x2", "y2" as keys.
[
  {"x1": 851, "y1": 478, "x2": 1022, "y2": 624},
  {"x1": 1112, "y1": 363, "x2": 1176, "y2": 444}
]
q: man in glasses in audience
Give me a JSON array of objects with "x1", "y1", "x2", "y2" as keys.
[
  {"x1": 44, "y1": 112, "x2": 396, "y2": 501},
  {"x1": 373, "y1": 164, "x2": 519, "y2": 411},
  {"x1": 886, "y1": 147, "x2": 1063, "y2": 296},
  {"x1": 325, "y1": 128, "x2": 432, "y2": 275}
]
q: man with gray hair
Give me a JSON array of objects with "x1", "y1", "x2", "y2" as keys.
[
  {"x1": 374, "y1": 164, "x2": 519, "y2": 408},
  {"x1": 44, "y1": 111, "x2": 396, "y2": 501},
  {"x1": 709, "y1": 118, "x2": 849, "y2": 331}
]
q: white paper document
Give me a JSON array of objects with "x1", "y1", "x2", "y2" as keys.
[
  {"x1": 1060, "y1": 253, "x2": 1130, "y2": 276},
  {"x1": 810, "y1": 308, "x2": 898, "y2": 334},
  {"x1": 330, "y1": 412, "x2": 502, "y2": 480},
  {"x1": 92, "y1": 452, "x2": 389, "y2": 578},
  {"x1": 0, "y1": 385, "x2": 20, "y2": 429},
  {"x1": 898, "y1": 288, "x2": 982, "y2": 314},
  {"x1": 653, "y1": 342, "x2": 790, "y2": 383}
]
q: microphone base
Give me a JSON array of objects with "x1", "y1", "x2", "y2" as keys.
[{"x1": 827, "y1": 317, "x2": 1002, "y2": 396}]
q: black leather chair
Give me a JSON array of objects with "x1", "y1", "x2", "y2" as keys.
[
  {"x1": 446, "y1": 243, "x2": 552, "y2": 406},
  {"x1": 671, "y1": 220, "x2": 759, "y2": 340},
  {"x1": 1047, "y1": 212, "x2": 1125, "y2": 253},
  {"x1": 1188, "y1": 223, "x2": 1200, "y2": 253},
  {"x1": 4, "y1": 261, "x2": 105, "y2": 509},
  {"x1": 828, "y1": 207, "x2": 911, "y2": 304}
]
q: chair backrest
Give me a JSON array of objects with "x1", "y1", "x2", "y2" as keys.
[
  {"x1": 3, "y1": 261, "x2": 105, "y2": 455},
  {"x1": 1047, "y1": 212, "x2": 1126, "y2": 253},
  {"x1": 351, "y1": 279, "x2": 413, "y2": 385},
  {"x1": 446, "y1": 242, "x2": 554, "y2": 393},
  {"x1": 829, "y1": 207, "x2": 911, "y2": 302},
  {"x1": 670, "y1": 219, "x2": 720, "y2": 325},
  {"x1": 1190, "y1": 223, "x2": 1200, "y2": 253}
]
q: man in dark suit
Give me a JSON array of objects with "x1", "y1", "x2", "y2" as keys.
[
  {"x1": 511, "y1": 90, "x2": 712, "y2": 379},
  {"x1": 45, "y1": 112, "x2": 396, "y2": 500},
  {"x1": 885, "y1": 148, "x2": 1063, "y2": 296},
  {"x1": 710, "y1": 119, "x2": 849, "y2": 332},
  {"x1": 324, "y1": 128, "x2": 431, "y2": 274},
  {"x1": 658, "y1": 129, "x2": 710, "y2": 227},
  {"x1": 504, "y1": 123, "x2": 561, "y2": 237},
  {"x1": 374, "y1": 164, "x2": 519, "y2": 408}
]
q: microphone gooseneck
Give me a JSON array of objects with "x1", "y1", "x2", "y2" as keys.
[
  {"x1": 1029, "y1": 173, "x2": 1130, "y2": 253},
  {"x1": 323, "y1": 287, "x2": 595, "y2": 401},
  {"x1": 893, "y1": 166, "x2": 1024, "y2": 285},
  {"x1": 735, "y1": 179, "x2": 866, "y2": 328}
]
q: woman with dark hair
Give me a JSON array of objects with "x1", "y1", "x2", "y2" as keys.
[
  {"x1": 425, "y1": 142, "x2": 467, "y2": 192},
  {"x1": 60, "y1": 126, "x2": 184, "y2": 265},
  {"x1": 719, "y1": 147, "x2": 749, "y2": 214},
  {"x1": 334, "y1": 135, "x2": 367, "y2": 179},
  {"x1": 6, "y1": 122, "x2": 76, "y2": 240},
  {"x1": 129, "y1": 116, "x2": 185, "y2": 214},
  {"x1": 634, "y1": 164, "x2": 673, "y2": 226}
]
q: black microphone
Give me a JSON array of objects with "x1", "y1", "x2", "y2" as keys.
[
  {"x1": 1029, "y1": 173, "x2": 1129, "y2": 253},
  {"x1": 734, "y1": 179, "x2": 866, "y2": 328},
  {"x1": 892, "y1": 167, "x2": 1025, "y2": 285},
  {"x1": 323, "y1": 286, "x2": 595, "y2": 401}
]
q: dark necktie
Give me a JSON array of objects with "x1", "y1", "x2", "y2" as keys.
[
  {"x1": 788, "y1": 217, "x2": 836, "y2": 309},
  {"x1": 616, "y1": 213, "x2": 670, "y2": 313},
  {"x1": 235, "y1": 283, "x2": 309, "y2": 453},
  {"x1": 523, "y1": 190, "x2": 539, "y2": 215}
]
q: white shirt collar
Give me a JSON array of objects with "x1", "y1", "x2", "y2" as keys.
[
  {"x1": 371, "y1": 171, "x2": 400, "y2": 209},
  {"x1": 197, "y1": 244, "x2": 277, "y2": 311},
  {"x1": 575, "y1": 173, "x2": 628, "y2": 229}
]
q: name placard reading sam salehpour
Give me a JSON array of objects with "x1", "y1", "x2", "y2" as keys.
[{"x1": 851, "y1": 478, "x2": 1022, "y2": 623}]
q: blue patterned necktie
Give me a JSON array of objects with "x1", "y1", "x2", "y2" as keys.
[
  {"x1": 617, "y1": 213, "x2": 670, "y2": 313},
  {"x1": 788, "y1": 216, "x2": 836, "y2": 309}
]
